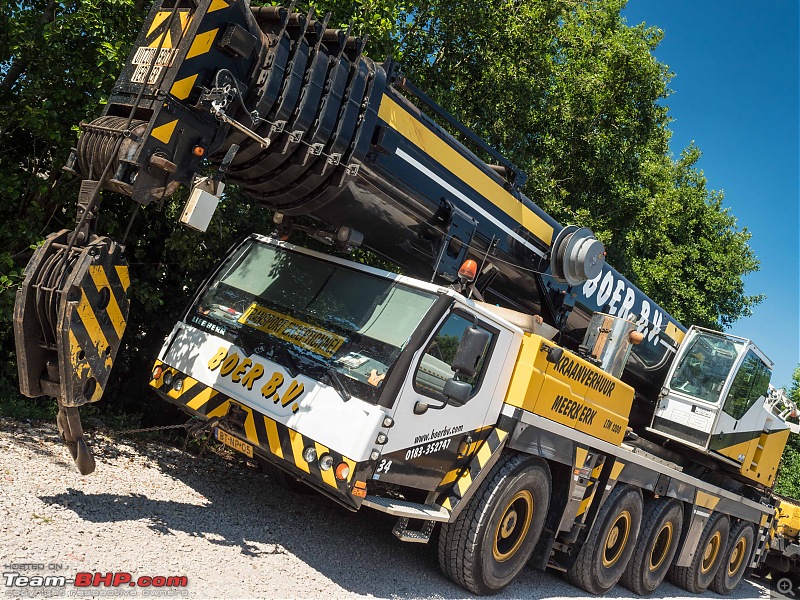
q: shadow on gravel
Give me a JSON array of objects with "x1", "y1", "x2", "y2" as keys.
[{"x1": 38, "y1": 440, "x2": 766, "y2": 600}]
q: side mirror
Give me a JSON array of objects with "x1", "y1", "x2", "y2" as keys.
[
  {"x1": 414, "y1": 378, "x2": 473, "y2": 414},
  {"x1": 545, "y1": 346, "x2": 563, "y2": 364},
  {"x1": 451, "y1": 326, "x2": 491, "y2": 378},
  {"x1": 443, "y1": 378, "x2": 472, "y2": 407}
]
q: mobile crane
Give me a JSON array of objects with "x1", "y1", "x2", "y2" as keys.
[{"x1": 12, "y1": 0, "x2": 799, "y2": 596}]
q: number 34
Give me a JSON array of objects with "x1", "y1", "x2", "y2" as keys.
[{"x1": 376, "y1": 459, "x2": 393, "y2": 474}]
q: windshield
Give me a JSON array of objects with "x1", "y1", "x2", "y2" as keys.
[
  {"x1": 669, "y1": 332, "x2": 744, "y2": 404},
  {"x1": 191, "y1": 239, "x2": 438, "y2": 403}
]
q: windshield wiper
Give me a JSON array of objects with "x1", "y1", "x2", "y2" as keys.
[
  {"x1": 325, "y1": 367, "x2": 351, "y2": 402},
  {"x1": 274, "y1": 344, "x2": 299, "y2": 378},
  {"x1": 233, "y1": 329, "x2": 299, "y2": 378},
  {"x1": 233, "y1": 329, "x2": 256, "y2": 357}
]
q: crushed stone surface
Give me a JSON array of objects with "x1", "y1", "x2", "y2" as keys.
[{"x1": 0, "y1": 418, "x2": 769, "y2": 599}]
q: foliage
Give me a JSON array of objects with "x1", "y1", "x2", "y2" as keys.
[
  {"x1": 789, "y1": 365, "x2": 800, "y2": 406},
  {"x1": 0, "y1": 0, "x2": 277, "y2": 422},
  {"x1": 0, "y1": 0, "x2": 763, "y2": 424},
  {"x1": 314, "y1": 0, "x2": 762, "y2": 328},
  {"x1": 776, "y1": 436, "x2": 800, "y2": 499},
  {"x1": 776, "y1": 365, "x2": 800, "y2": 498}
]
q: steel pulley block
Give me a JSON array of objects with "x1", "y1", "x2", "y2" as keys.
[{"x1": 15, "y1": 230, "x2": 130, "y2": 407}]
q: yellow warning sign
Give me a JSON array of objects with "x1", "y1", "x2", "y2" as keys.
[{"x1": 238, "y1": 304, "x2": 346, "y2": 358}]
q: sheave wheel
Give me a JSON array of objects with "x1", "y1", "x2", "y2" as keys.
[
  {"x1": 438, "y1": 453, "x2": 550, "y2": 595},
  {"x1": 620, "y1": 498, "x2": 683, "y2": 596},
  {"x1": 668, "y1": 512, "x2": 729, "y2": 593},
  {"x1": 710, "y1": 521, "x2": 755, "y2": 595},
  {"x1": 565, "y1": 484, "x2": 643, "y2": 595}
]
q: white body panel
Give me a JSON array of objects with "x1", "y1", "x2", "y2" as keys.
[
  {"x1": 383, "y1": 298, "x2": 522, "y2": 454},
  {"x1": 653, "y1": 392, "x2": 717, "y2": 445},
  {"x1": 159, "y1": 323, "x2": 386, "y2": 462}
]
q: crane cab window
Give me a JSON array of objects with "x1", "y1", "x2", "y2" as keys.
[
  {"x1": 722, "y1": 351, "x2": 771, "y2": 420},
  {"x1": 414, "y1": 312, "x2": 495, "y2": 401},
  {"x1": 669, "y1": 333, "x2": 744, "y2": 404}
]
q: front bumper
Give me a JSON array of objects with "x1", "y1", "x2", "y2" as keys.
[{"x1": 149, "y1": 360, "x2": 370, "y2": 510}]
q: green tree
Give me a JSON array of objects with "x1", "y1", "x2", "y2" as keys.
[
  {"x1": 315, "y1": 0, "x2": 762, "y2": 328},
  {"x1": 775, "y1": 365, "x2": 800, "y2": 498},
  {"x1": 0, "y1": 0, "x2": 763, "y2": 419},
  {"x1": 789, "y1": 365, "x2": 800, "y2": 405},
  {"x1": 0, "y1": 1, "x2": 275, "y2": 420}
]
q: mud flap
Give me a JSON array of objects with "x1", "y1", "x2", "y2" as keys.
[{"x1": 14, "y1": 230, "x2": 130, "y2": 473}]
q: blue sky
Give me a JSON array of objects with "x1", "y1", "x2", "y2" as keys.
[{"x1": 622, "y1": 1, "x2": 799, "y2": 389}]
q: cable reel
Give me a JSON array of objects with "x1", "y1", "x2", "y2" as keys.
[{"x1": 550, "y1": 225, "x2": 606, "y2": 287}]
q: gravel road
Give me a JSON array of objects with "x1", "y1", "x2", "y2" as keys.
[{"x1": 0, "y1": 417, "x2": 771, "y2": 599}]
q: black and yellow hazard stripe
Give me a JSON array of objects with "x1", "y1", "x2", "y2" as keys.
[
  {"x1": 145, "y1": 1, "x2": 233, "y2": 145},
  {"x1": 150, "y1": 361, "x2": 357, "y2": 497},
  {"x1": 576, "y1": 459, "x2": 606, "y2": 518},
  {"x1": 377, "y1": 94, "x2": 554, "y2": 247},
  {"x1": 145, "y1": 9, "x2": 193, "y2": 50},
  {"x1": 434, "y1": 427, "x2": 508, "y2": 512},
  {"x1": 66, "y1": 246, "x2": 130, "y2": 403}
]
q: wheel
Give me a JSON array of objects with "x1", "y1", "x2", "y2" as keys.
[
  {"x1": 438, "y1": 453, "x2": 551, "y2": 595},
  {"x1": 565, "y1": 484, "x2": 644, "y2": 594},
  {"x1": 668, "y1": 512, "x2": 730, "y2": 593},
  {"x1": 620, "y1": 497, "x2": 683, "y2": 596},
  {"x1": 711, "y1": 521, "x2": 755, "y2": 595},
  {"x1": 258, "y1": 459, "x2": 310, "y2": 494}
]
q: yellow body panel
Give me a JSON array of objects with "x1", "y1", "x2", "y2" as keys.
[
  {"x1": 777, "y1": 499, "x2": 800, "y2": 540},
  {"x1": 744, "y1": 428, "x2": 790, "y2": 486},
  {"x1": 377, "y1": 95, "x2": 554, "y2": 246},
  {"x1": 715, "y1": 428, "x2": 792, "y2": 487},
  {"x1": 504, "y1": 334, "x2": 634, "y2": 445}
]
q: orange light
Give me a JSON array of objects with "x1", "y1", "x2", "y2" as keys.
[
  {"x1": 152, "y1": 365, "x2": 163, "y2": 381},
  {"x1": 192, "y1": 146, "x2": 205, "y2": 157},
  {"x1": 458, "y1": 259, "x2": 478, "y2": 282},
  {"x1": 335, "y1": 462, "x2": 350, "y2": 481}
]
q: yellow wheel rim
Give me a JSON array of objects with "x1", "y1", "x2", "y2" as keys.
[
  {"x1": 727, "y1": 536, "x2": 747, "y2": 576},
  {"x1": 649, "y1": 521, "x2": 674, "y2": 572},
  {"x1": 602, "y1": 510, "x2": 632, "y2": 568},
  {"x1": 701, "y1": 531, "x2": 722, "y2": 574},
  {"x1": 493, "y1": 490, "x2": 534, "y2": 563}
]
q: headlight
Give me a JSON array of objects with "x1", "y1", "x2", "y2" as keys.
[
  {"x1": 302, "y1": 446, "x2": 317, "y2": 463},
  {"x1": 318, "y1": 454, "x2": 334, "y2": 471}
]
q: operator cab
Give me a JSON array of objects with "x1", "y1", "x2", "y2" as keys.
[{"x1": 649, "y1": 327, "x2": 789, "y2": 485}]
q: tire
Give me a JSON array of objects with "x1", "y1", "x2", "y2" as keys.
[
  {"x1": 438, "y1": 453, "x2": 551, "y2": 595},
  {"x1": 710, "y1": 521, "x2": 755, "y2": 595},
  {"x1": 258, "y1": 459, "x2": 311, "y2": 494},
  {"x1": 564, "y1": 484, "x2": 644, "y2": 595},
  {"x1": 620, "y1": 498, "x2": 684, "y2": 596},
  {"x1": 668, "y1": 512, "x2": 730, "y2": 593}
]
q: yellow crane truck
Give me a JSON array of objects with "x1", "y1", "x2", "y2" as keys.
[
  {"x1": 768, "y1": 496, "x2": 800, "y2": 588},
  {"x1": 12, "y1": 1, "x2": 800, "y2": 596},
  {"x1": 760, "y1": 388, "x2": 800, "y2": 591}
]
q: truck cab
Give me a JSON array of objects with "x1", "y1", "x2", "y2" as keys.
[
  {"x1": 150, "y1": 233, "x2": 521, "y2": 508},
  {"x1": 649, "y1": 327, "x2": 790, "y2": 486}
]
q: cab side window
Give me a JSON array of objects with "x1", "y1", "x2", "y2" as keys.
[
  {"x1": 414, "y1": 312, "x2": 494, "y2": 400},
  {"x1": 722, "y1": 351, "x2": 771, "y2": 420}
]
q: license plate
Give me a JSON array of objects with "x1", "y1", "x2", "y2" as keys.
[{"x1": 215, "y1": 428, "x2": 253, "y2": 458}]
